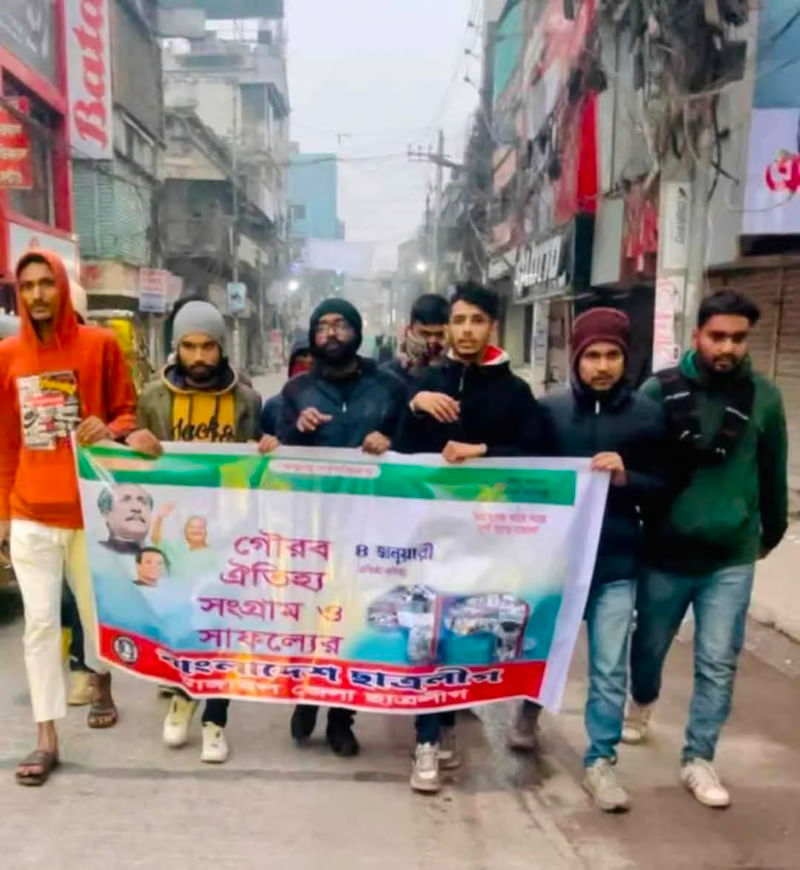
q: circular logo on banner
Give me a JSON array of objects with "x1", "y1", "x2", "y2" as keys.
[{"x1": 113, "y1": 635, "x2": 139, "y2": 665}]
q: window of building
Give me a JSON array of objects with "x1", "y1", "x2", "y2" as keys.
[
  {"x1": 115, "y1": 110, "x2": 157, "y2": 176},
  {"x1": 291, "y1": 204, "x2": 306, "y2": 221},
  {"x1": 3, "y1": 76, "x2": 55, "y2": 225}
]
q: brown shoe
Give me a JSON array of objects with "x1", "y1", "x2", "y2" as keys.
[{"x1": 87, "y1": 672, "x2": 118, "y2": 728}]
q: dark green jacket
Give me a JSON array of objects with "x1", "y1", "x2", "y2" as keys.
[
  {"x1": 136, "y1": 363, "x2": 261, "y2": 443},
  {"x1": 641, "y1": 351, "x2": 788, "y2": 575}
]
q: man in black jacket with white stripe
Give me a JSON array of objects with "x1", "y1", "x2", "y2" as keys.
[
  {"x1": 396, "y1": 282, "x2": 552, "y2": 794},
  {"x1": 507, "y1": 307, "x2": 667, "y2": 814}
]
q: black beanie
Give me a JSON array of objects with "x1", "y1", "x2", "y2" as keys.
[{"x1": 309, "y1": 298, "x2": 363, "y2": 349}]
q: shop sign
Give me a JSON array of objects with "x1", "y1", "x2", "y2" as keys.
[
  {"x1": 139, "y1": 268, "x2": 169, "y2": 313},
  {"x1": 0, "y1": 98, "x2": 33, "y2": 189},
  {"x1": 514, "y1": 233, "x2": 566, "y2": 302},
  {"x1": 743, "y1": 108, "x2": 800, "y2": 235},
  {"x1": 66, "y1": 0, "x2": 113, "y2": 160},
  {"x1": 7, "y1": 220, "x2": 79, "y2": 280}
]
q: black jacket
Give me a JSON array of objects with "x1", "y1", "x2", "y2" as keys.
[
  {"x1": 541, "y1": 382, "x2": 668, "y2": 585},
  {"x1": 396, "y1": 350, "x2": 551, "y2": 457},
  {"x1": 380, "y1": 358, "x2": 416, "y2": 395},
  {"x1": 260, "y1": 338, "x2": 312, "y2": 435},
  {"x1": 277, "y1": 357, "x2": 407, "y2": 448}
]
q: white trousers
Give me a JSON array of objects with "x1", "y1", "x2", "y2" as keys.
[{"x1": 10, "y1": 519, "x2": 107, "y2": 723}]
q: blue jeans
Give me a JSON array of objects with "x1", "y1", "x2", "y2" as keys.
[
  {"x1": 583, "y1": 578, "x2": 637, "y2": 766},
  {"x1": 630, "y1": 564, "x2": 754, "y2": 763},
  {"x1": 415, "y1": 710, "x2": 456, "y2": 745}
]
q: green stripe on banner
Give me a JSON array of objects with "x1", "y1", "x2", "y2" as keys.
[{"x1": 77, "y1": 447, "x2": 576, "y2": 506}]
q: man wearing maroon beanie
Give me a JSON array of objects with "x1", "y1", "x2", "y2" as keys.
[{"x1": 507, "y1": 306, "x2": 668, "y2": 813}]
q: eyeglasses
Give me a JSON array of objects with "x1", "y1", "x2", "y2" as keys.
[{"x1": 315, "y1": 319, "x2": 353, "y2": 337}]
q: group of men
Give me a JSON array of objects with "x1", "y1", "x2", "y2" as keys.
[{"x1": 0, "y1": 249, "x2": 787, "y2": 812}]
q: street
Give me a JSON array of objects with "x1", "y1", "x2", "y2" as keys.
[{"x1": 0, "y1": 595, "x2": 797, "y2": 870}]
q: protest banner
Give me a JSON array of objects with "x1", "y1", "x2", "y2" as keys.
[{"x1": 77, "y1": 444, "x2": 608, "y2": 712}]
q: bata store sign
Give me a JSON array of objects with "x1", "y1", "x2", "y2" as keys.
[
  {"x1": 66, "y1": 0, "x2": 113, "y2": 161},
  {"x1": 6, "y1": 221, "x2": 80, "y2": 280}
]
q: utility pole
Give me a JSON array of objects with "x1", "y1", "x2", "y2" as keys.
[
  {"x1": 230, "y1": 82, "x2": 241, "y2": 370},
  {"x1": 681, "y1": 120, "x2": 714, "y2": 350},
  {"x1": 431, "y1": 129, "x2": 445, "y2": 294},
  {"x1": 408, "y1": 131, "x2": 464, "y2": 294},
  {"x1": 653, "y1": 104, "x2": 714, "y2": 372}
]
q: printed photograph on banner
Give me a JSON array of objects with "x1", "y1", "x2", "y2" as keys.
[{"x1": 77, "y1": 445, "x2": 607, "y2": 713}]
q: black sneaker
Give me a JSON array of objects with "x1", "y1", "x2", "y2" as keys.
[
  {"x1": 326, "y1": 723, "x2": 360, "y2": 757},
  {"x1": 290, "y1": 705, "x2": 318, "y2": 743}
]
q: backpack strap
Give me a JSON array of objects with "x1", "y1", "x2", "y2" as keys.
[
  {"x1": 656, "y1": 366, "x2": 755, "y2": 464},
  {"x1": 656, "y1": 367, "x2": 701, "y2": 447}
]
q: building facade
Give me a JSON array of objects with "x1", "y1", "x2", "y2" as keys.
[
  {"x1": 69, "y1": 0, "x2": 164, "y2": 384},
  {"x1": 163, "y1": 14, "x2": 290, "y2": 368},
  {"x1": 0, "y1": 0, "x2": 77, "y2": 312}
]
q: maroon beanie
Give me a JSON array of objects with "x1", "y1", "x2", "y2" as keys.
[{"x1": 571, "y1": 307, "x2": 630, "y2": 368}]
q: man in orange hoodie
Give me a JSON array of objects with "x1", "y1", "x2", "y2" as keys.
[{"x1": 0, "y1": 250, "x2": 160, "y2": 786}]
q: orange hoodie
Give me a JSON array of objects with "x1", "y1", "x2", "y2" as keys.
[{"x1": 0, "y1": 250, "x2": 138, "y2": 529}]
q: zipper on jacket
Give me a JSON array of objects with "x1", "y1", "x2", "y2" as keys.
[
  {"x1": 342, "y1": 401, "x2": 347, "y2": 413},
  {"x1": 458, "y1": 369, "x2": 465, "y2": 395},
  {"x1": 595, "y1": 400, "x2": 600, "y2": 415}
]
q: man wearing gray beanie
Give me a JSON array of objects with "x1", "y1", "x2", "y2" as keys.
[
  {"x1": 165, "y1": 297, "x2": 254, "y2": 387},
  {"x1": 135, "y1": 298, "x2": 265, "y2": 764}
]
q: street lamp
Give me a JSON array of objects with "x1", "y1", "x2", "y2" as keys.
[
  {"x1": 288, "y1": 279, "x2": 300, "y2": 292},
  {"x1": 415, "y1": 260, "x2": 428, "y2": 274}
]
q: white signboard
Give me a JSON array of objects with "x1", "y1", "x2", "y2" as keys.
[
  {"x1": 652, "y1": 277, "x2": 684, "y2": 372},
  {"x1": 139, "y1": 268, "x2": 169, "y2": 313},
  {"x1": 660, "y1": 182, "x2": 691, "y2": 271},
  {"x1": 743, "y1": 108, "x2": 800, "y2": 236},
  {"x1": 8, "y1": 220, "x2": 79, "y2": 280},
  {"x1": 227, "y1": 281, "x2": 246, "y2": 314},
  {"x1": 66, "y1": 0, "x2": 114, "y2": 161}
]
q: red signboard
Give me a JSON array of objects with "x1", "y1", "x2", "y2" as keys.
[{"x1": 0, "y1": 97, "x2": 33, "y2": 189}]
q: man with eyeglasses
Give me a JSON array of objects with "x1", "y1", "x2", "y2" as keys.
[{"x1": 276, "y1": 297, "x2": 407, "y2": 756}]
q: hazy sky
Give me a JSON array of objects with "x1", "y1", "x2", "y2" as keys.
[{"x1": 286, "y1": 0, "x2": 482, "y2": 270}]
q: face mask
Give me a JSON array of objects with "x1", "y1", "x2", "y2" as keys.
[{"x1": 404, "y1": 330, "x2": 443, "y2": 368}]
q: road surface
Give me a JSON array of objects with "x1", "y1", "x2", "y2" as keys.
[{"x1": 0, "y1": 595, "x2": 797, "y2": 870}]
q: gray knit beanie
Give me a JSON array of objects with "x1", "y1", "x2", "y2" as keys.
[{"x1": 172, "y1": 300, "x2": 226, "y2": 348}]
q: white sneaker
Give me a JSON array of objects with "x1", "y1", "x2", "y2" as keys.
[
  {"x1": 162, "y1": 695, "x2": 198, "y2": 747},
  {"x1": 582, "y1": 759, "x2": 631, "y2": 812},
  {"x1": 680, "y1": 759, "x2": 731, "y2": 808},
  {"x1": 507, "y1": 703, "x2": 540, "y2": 752},
  {"x1": 621, "y1": 700, "x2": 654, "y2": 744},
  {"x1": 201, "y1": 723, "x2": 229, "y2": 764},
  {"x1": 438, "y1": 726, "x2": 462, "y2": 770},
  {"x1": 410, "y1": 743, "x2": 441, "y2": 793}
]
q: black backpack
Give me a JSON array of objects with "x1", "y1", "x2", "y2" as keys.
[{"x1": 656, "y1": 366, "x2": 754, "y2": 465}]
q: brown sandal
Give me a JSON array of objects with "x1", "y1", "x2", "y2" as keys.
[
  {"x1": 15, "y1": 749, "x2": 60, "y2": 786},
  {"x1": 87, "y1": 673, "x2": 119, "y2": 729}
]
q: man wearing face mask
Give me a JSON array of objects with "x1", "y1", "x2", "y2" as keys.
[
  {"x1": 277, "y1": 297, "x2": 407, "y2": 756},
  {"x1": 382, "y1": 293, "x2": 449, "y2": 394}
]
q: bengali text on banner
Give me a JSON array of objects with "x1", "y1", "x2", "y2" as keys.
[{"x1": 77, "y1": 444, "x2": 609, "y2": 713}]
